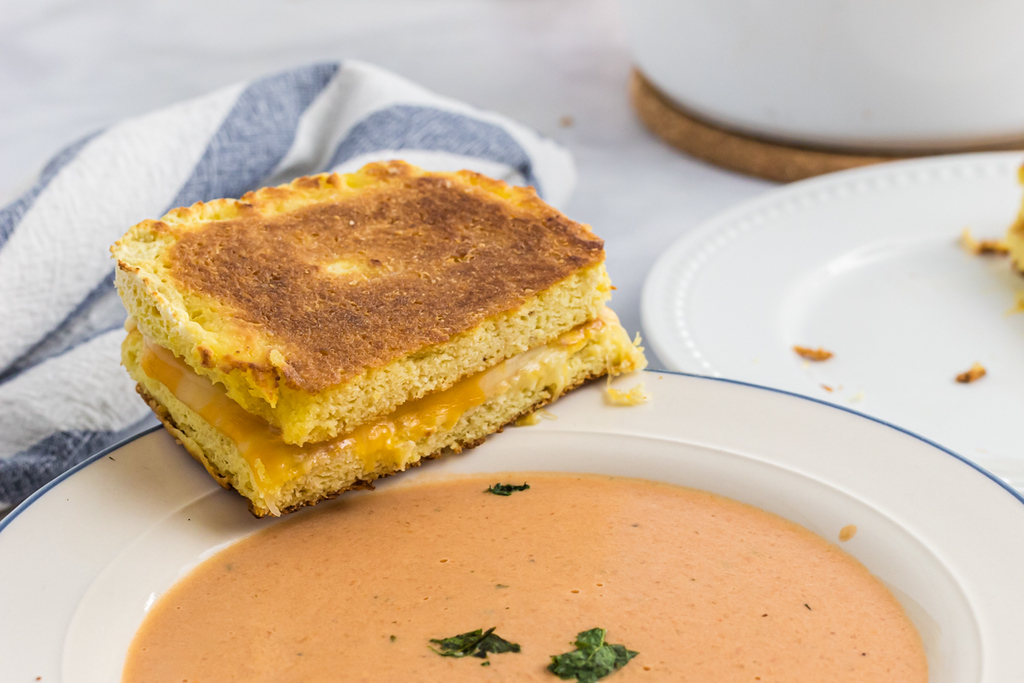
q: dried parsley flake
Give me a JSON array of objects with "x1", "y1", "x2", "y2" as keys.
[
  {"x1": 429, "y1": 627, "x2": 521, "y2": 660},
  {"x1": 485, "y1": 483, "x2": 531, "y2": 496}
]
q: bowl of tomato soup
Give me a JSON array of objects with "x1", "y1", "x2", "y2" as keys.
[
  {"x1": 3, "y1": 371, "x2": 1024, "y2": 681},
  {"x1": 121, "y1": 472, "x2": 928, "y2": 682}
]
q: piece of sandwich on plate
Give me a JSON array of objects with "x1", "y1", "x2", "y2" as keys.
[
  {"x1": 112, "y1": 161, "x2": 646, "y2": 517},
  {"x1": 1007, "y1": 165, "x2": 1024, "y2": 271}
]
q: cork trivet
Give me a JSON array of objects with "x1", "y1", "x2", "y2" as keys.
[{"x1": 630, "y1": 69, "x2": 1024, "y2": 183}]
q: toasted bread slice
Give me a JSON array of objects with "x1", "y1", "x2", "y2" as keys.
[
  {"x1": 122, "y1": 308, "x2": 646, "y2": 516},
  {"x1": 113, "y1": 161, "x2": 610, "y2": 445}
]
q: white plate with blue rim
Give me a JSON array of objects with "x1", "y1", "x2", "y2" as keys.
[
  {"x1": 1, "y1": 370, "x2": 1024, "y2": 681},
  {"x1": 643, "y1": 152, "x2": 1024, "y2": 491}
]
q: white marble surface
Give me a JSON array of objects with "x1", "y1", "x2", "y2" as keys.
[{"x1": 0, "y1": 0, "x2": 772, "y2": 367}]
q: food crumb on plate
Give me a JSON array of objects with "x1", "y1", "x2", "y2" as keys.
[
  {"x1": 1007, "y1": 291, "x2": 1024, "y2": 315},
  {"x1": 605, "y1": 382, "x2": 649, "y2": 406},
  {"x1": 955, "y1": 362, "x2": 987, "y2": 384},
  {"x1": 794, "y1": 345, "x2": 834, "y2": 361},
  {"x1": 960, "y1": 227, "x2": 1009, "y2": 256}
]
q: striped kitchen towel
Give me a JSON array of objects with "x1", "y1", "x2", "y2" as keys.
[{"x1": 0, "y1": 60, "x2": 575, "y2": 512}]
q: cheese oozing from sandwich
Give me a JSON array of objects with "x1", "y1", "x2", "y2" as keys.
[{"x1": 127, "y1": 308, "x2": 643, "y2": 515}]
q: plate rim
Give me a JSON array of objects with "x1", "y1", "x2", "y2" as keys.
[
  {"x1": 0, "y1": 424, "x2": 163, "y2": 535},
  {"x1": 3, "y1": 367, "x2": 1022, "y2": 541},
  {"x1": 641, "y1": 150, "x2": 1024, "y2": 375}
]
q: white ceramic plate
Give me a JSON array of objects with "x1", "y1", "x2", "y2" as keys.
[
  {"x1": 643, "y1": 152, "x2": 1024, "y2": 489},
  {"x1": 2, "y1": 372, "x2": 1024, "y2": 681}
]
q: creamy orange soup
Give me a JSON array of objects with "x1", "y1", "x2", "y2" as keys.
[{"x1": 122, "y1": 474, "x2": 927, "y2": 682}]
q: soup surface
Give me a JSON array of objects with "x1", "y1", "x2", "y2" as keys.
[{"x1": 122, "y1": 473, "x2": 927, "y2": 682}]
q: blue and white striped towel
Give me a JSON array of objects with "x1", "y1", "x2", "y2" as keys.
[{"x1": 0, "y1": 60, "x2": 575, "y2": 513}]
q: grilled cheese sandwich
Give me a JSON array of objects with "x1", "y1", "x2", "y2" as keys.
[{"x1": 113, "y1": 161, "x2": 645, "y2": 515}]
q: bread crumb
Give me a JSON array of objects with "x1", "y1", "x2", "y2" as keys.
[
  {"x1": 821, "y1": 384, "x2": 833, "y2": 393},
  {"x1": 516, "y1": 408, "x2": 558, "y2": 427},
  {"x1": 955, "y1": 362, "x2": 986, "y2": 384},
  {"x1": 559, "y1": 115, "x2": 574, "y2": 128},
  {"x1": 961, "y1": 227, "x2": 1009, "y2": 255},
  {"x1": 605, "y1": 382, "x2": 649, "y2": 406},
  {"x1": 839, "y1": 524, "x2": 857, "y2": 542},
  {"x1": 794, "y1": 346, "x2": 833, "y2": 361},
  {"x1": 1008, "y1": 290, "x2": 1024, "y2": 315}
]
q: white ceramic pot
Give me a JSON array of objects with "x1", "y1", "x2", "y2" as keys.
[{"x1": 623, "y1": 0, "x2": 1024, "y2": 152}]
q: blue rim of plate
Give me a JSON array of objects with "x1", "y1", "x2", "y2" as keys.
[{"x1": 3, "y1": 368, "x2": 1023, "y2": 537}]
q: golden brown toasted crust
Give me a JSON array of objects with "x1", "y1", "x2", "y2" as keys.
[{"x1": 163, "y1": 162, "x2": 604, "y2": 392}]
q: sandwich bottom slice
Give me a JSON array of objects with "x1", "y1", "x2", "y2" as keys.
[{"x1": 122, "y1": 308, "x2": 646, "y2": 516}]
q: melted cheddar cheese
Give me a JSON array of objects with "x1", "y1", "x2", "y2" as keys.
[{"x1": 139, "y1": 317, "x2": 610, "y2": 494}]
